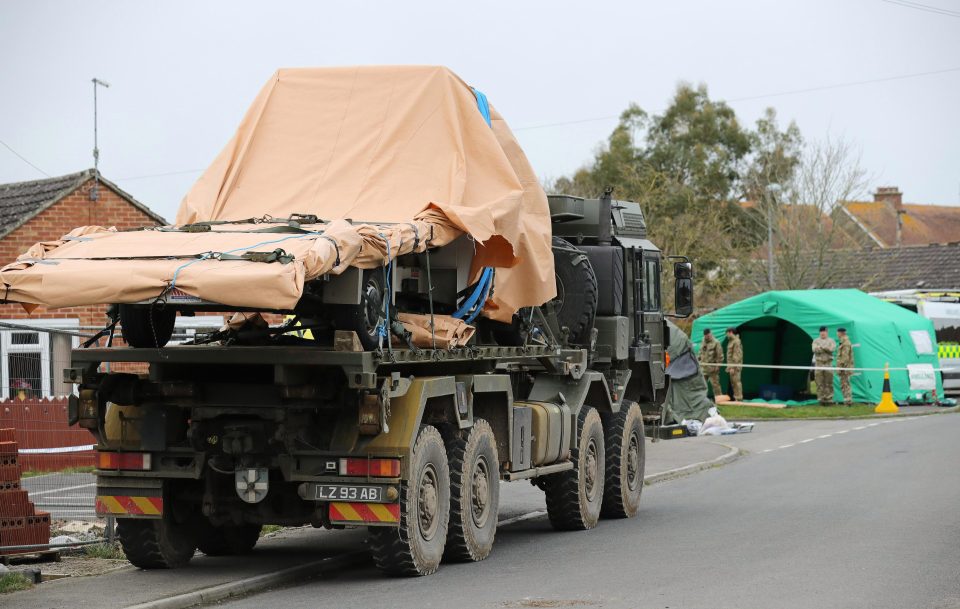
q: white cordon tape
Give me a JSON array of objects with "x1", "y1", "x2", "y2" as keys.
[
  {"x1": 18, "y1": 444, "x2": 95, "y2": 454},
  {"x1": 699, "y1": 363, "x2": 959, "y2": 372}
]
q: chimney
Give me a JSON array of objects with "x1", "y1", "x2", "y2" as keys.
[
  {"x1": 874, "y1": 186, "x2": 903, "y2": 211},
  {"x1": 874, "y1": 186, "x2": 905, "y2": 247}
]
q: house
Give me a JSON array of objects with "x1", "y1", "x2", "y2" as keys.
[
  {"x1": 817, "y1": 242, "x2": 960, "y2": 292},
  {"x1": 834, "y1": 187, "x2": 960, "y2": 248},
  {"x1": 0, "y1": 169, "x2": 166, "y2": 398}
]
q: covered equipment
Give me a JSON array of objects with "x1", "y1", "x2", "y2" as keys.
[
  {"x1": 0, "y1": 66, "x2": 554, "y2": 322},
  {"x1": 692, "y1": 289, "x2": 943, "y2": 404},
  {"x1": 663, "y1": 320, "x2": 715, "y2": 424}
]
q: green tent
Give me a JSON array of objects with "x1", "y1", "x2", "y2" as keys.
[{"x1": 692, "y1": 289, "x2": 943, "y2": 404}]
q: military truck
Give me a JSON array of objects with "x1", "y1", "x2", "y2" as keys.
[{"x1": 66, "y1": 191, "x2": 692, "y2": 576}]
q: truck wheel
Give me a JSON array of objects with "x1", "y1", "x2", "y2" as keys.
[
  {"x1": 551, "y1": 237, "x2": 597, "y2": 345},
  {"x1": 444, "y1": 419, "x2": 499, "y2": 562},
  {"x1": 368, "y1": 425, "x2": 450, "y2": 576},
  {"x1": 116, "y1": 515, "x2": 197, "y2": 569},
  {"x1": 334, "y1": 269, "x2": 386, "y2": 351},
  {"x1": 119, "y1": 304, "x2": 176, "y2": 348},
  {"x1": 600, "y1": 401, "x2": 645, "y2": 518},
  {"x1": 544, "y1": 407, "x2": 605, "y2": 530},
  {"x1": 196, "y1": 522, "x2": 262, "y2": 556}
]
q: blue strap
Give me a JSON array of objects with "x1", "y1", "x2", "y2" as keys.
[
  {"x1": 471, "y1": 87, "x2": 492, "y2": 127},
  {"x1": 453, "y1": 267, "x2": 493, "y2": 319},
  {"x1": 375, "y1": 233, "x2": 393, "y2": 340},
  {"x1": 460, "y1": 86, "x2": 494, "y2": 322},
  {"x1": 168, "y1": 232, "x2": 322, "y2": 290},
  {"x1": 464, "y1": 271, "x2": 493, "y2": 324}
]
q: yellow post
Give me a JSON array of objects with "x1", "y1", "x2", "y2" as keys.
[{"x1": 875, "y1": 363, "x2": 899, "y2": 414}]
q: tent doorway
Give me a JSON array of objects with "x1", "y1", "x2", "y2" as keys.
[{"x1": 726, "y1": 316, "x2": 812, "y2": 401}]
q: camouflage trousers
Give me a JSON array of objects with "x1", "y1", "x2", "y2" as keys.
[
  {"x1": 728, "y1": 368, "x2": 742, "y2": 401},
  {"x1": 815, "y1": 368, "x2": 834, "y2": 404},
  {"x1": 705, "y1": 371, "x2": 722, "y2": 398},
  {"x1": 839, "y1": 371, "x2": 853, "y2": 404}
]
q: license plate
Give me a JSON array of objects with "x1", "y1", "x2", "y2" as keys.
[{"x1": 313, "y1": 484, "x2": 384, "y2": 502}]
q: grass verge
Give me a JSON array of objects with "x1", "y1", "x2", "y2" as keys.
[
  {"x1": 260, "y1": 524, "x2": 284, "y2": 537},
  {"x1": 720, "y1": 404, "x2": 879, "y2": 419},
  {"x1": 83, "y1": 542, "x2": 126, "y2": 560},
  {"x1": 0, "y1": 572, "x2": 34, "y2": 594}
]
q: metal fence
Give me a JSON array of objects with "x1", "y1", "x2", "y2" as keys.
[{"x1": 0, "y1": 317, "x2": 222, "y2": 529}]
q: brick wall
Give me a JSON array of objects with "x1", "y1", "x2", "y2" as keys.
[{"x1": 0, "y1": 178, "x2": 163, "y2": 328}]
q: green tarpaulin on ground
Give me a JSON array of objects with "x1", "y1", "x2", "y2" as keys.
[
  {"x1": 663, "y1": 320, "x2": 714, "y2": 424},
  {"x1": 692, "y1": 289, "x2": 943, "y2": 404}
]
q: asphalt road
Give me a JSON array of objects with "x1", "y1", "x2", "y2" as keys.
[
  {"x1": 214, "y1": 413, "x2": 960, "y2": 609},
  {"x1": 21, "y1": 471, "x2": 96, "y2": 520}
]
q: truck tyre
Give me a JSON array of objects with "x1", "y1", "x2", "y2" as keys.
[
  {"x1": 335, "y1": 269, "x2": 387, "y2": 351},
  {"x1": 196, "y1": 522, "x2": 262, "y2": 556},
  {"x1": 116, "y1": 515, "x2": 197, "y2": 569},
  {"x1": 551, "y1": 237, "x2": 598, "y2": 345},
  {"x1": 119, "y1": 304, "x2": 176, "y2": 348},
  {"x1": 368, "y1": 425, "x2": 450, "y2": 576},
  {"x1": 600, "y1": 401, "x2": 645, "y2": 519},
  {"x1": 444, "y1": 419, "x2": 499, "y2": 562},
  {"x1": 544, "y1": 407, "x2": 605, "y2": 530}
]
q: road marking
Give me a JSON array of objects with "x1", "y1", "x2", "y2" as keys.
[
  {"x1": 28, "y1": 483, "x2": 95, "y2": 497},
  {"x1": 498, "y1": 510, "x2": 547, "y2": 527},
  {"x1": 755, "y1": 415, "x2": 935, "y2": 455}
]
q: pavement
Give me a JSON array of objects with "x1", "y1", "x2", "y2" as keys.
[{"x1": 7, "y1": 410, "x2": 958, "y2": 609}]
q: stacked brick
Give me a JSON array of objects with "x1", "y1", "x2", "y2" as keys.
[{"x1": 0, "y1": 428, "x2": 50, "y2": 556}]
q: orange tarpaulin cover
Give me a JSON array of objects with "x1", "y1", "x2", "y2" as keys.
[{"x1": 0, "y1": 66, "x2": 554, "y2": 321}]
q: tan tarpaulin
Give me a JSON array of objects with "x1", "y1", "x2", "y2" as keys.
[{"x1": 0, "y1": 66, "x2": 554, "y2": 321}]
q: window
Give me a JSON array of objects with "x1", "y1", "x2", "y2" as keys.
[
  {"x1": 642, "y1": 256, "x2": 661, "y2": 312},
  {"x1": 909, "y1": 330, "x2": 934, "y2": 355},
  {"x1": 0, "y1": 319, "x2": 79, "y2": 399}
]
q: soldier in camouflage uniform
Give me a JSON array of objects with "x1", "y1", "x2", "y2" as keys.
[
  {"x1": 725, "y1": 327, "x2": 743, "y2": 401},
  {"x1": 699, "y1": 328, "x2": 724, "y2": 398},
  {"x1": 812, "y1": 326, "x2": 837, "y2": 405},
  {"x1": 836, "y1": 327, "x2": 854, "y2": 405}
]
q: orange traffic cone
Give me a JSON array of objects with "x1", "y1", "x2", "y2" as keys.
[{"x1": 875, "y1": 363, "x2": 899, "y2": 414}]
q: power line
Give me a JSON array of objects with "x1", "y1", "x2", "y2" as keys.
[
  {"x1": 726, "y1": 66, "x2": 960, "y2": 102},
  {"x1": 513, "y1": 66, "x2": 960, "y2": 131},
  {"x1": 880, "y1": 0, "x2": 960, "y2": 18},
  {"x1": 0, "y1": 138, "x2": 51, "y2": 177},
  {"x1": 116, "y1": 168, "x2": 204, "y2": 181}
]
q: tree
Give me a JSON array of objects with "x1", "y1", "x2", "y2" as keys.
[
  {"x1": 548, "y1": 83, "x2": 798, "y2": 306},
  {"x1": 747, "y1": 136, "x2": 870, "y2": 291}
]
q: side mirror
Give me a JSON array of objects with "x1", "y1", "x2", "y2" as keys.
[{"x1": 674, "y1": 262, "x2": 693, "y2": 318}]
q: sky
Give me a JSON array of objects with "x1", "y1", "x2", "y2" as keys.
[{"x1": 1, "y1": 0, "x2": 958, "y2": 222}]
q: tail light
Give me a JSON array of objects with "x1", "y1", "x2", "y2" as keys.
[
  {"x1": 339, "y1": 457, "x2": 400, "y2": 478},
  {"x1": 98, "y1": 451, "x2": 151, "y2": 471}
]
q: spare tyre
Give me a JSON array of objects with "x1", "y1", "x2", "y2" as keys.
[
  {"x1": 119, "y1": 304, "x2": 177, "y2": 348},
  {"x1": 551, "y1": 237, "x2": 598, "y2": 345},
  {"x1": 334, "y1": 268, "x2": 387, "y2": 351}
]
